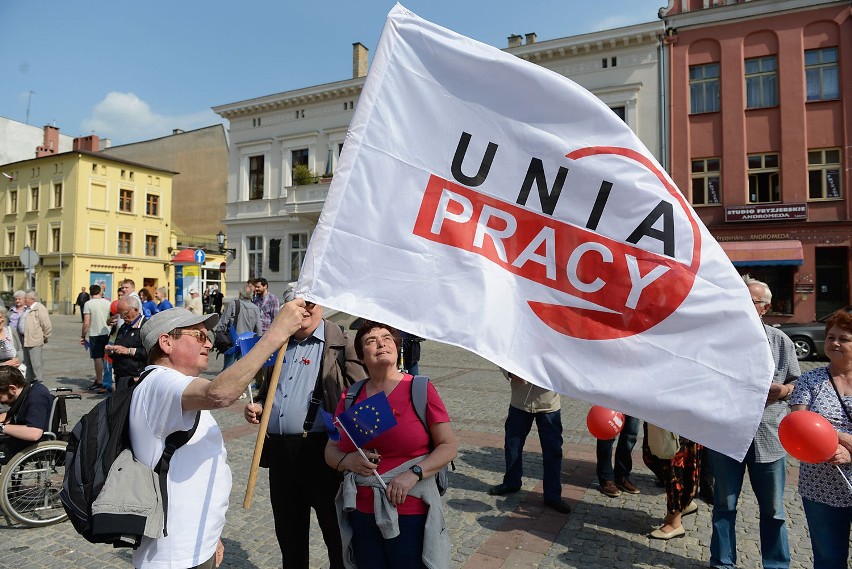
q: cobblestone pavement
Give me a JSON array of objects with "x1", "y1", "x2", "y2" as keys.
[{"x1": 0, "y1": 313, "x2": 836, "y2": 568}]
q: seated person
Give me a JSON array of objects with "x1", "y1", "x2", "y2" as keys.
[{"x1": 0, "y1": 367, "x2": 53, "y2": 467}]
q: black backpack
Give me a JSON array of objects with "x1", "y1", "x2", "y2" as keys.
[
  {"x1": 60, "y1": 370, "x2": 199, "y2": 549},
  {"x1": 344, "y1": 375, "x2": 453, "y2": 495},
  {"x1": 213, "y1": 299, "x2": 241, "y2": 354}
]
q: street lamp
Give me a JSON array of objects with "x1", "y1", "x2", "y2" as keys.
[{"x1": 216, "y1": 231, "x2": 237, "y2": 257}]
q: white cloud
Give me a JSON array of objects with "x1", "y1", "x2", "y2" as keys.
[{"x1": 81, "y1": 92, "x2": 221, "y2": 144}]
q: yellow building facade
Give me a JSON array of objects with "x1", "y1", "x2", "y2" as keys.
[{"x1": 0, "y1": 148, "x2": 174, "y2": 312}]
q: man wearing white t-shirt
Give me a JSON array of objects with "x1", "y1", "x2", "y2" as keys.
[{"x1": 130, "y1": 301, "x2": 303, "y2": 568}]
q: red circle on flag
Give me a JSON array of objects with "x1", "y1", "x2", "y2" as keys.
[{"x1": 526, "y1": 146, "x2": 702, "y2": 340}]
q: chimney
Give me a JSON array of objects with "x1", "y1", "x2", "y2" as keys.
[
  {"x1": 73, "y1": 134, "x2": 100, "y2": 152},
  {"x1": 352, "y1": 42, "x2": 369, "y2": 78},
  {"x1": 173, "y1": 128, "x2": 184, "y2": 135},
  {"x1": 525, "y1": 33, "x2": 537, "y2": 45},
  {"x1": 36, "y1": 125, "x2": 60, "y2": 157},
  {"x1": 507, "y1": 34, "x2": 523, "y2": 48}
]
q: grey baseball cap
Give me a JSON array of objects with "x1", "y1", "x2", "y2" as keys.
[{"x1": 140, "y1": 308, "x2": 219, "y2": 352}]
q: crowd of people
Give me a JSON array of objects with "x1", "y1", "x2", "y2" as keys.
[{"x1": 0, "y1": 274, "x2": 850, "y2": 568}]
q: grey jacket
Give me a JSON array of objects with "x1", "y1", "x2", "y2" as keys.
[
  {"x1": 216, "y1": 299, "x2": 261, "y2": 336},
  {"x1": 337, "y1": 456, "x2": 450, "y2": 569}
]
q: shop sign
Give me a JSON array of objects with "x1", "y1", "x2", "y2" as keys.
[{"x1": 725, "y1": 203, "x2": 807, "y2": 223}]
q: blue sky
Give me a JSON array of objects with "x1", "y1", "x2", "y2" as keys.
[{"x1": 1, "y1": 1, "x2": 665, "y2": 146}]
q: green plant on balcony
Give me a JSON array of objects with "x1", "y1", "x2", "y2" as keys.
[{"x1": 292, "y1": 163, "x2": 319, "y2": 185}]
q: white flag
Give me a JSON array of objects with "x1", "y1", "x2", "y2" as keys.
[{"x1": 299, "y1": 4, "x2": 774, "y2": 459}]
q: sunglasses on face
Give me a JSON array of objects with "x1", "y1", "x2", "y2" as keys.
[{"x1": 171, "y1": 329, "x2": 213, "y2": 344}]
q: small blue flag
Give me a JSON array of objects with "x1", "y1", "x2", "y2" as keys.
[
  {"x1": 337, "y1": 392, "x2": 397, "y2": 448},
  {"x1": 237, "y1": 332, "x2": 279, "y2": 367},
  {"x1": 320, "y1": 408, "x2": 340, "y2": 442}
]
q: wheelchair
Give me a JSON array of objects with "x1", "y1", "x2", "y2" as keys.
[{"x1": 0, "y1": 387, "x2": 80, "y2": 526}]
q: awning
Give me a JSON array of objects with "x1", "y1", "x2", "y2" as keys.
[{"x1": 719, "y1": 240, "x2": 804, "y2": 266}]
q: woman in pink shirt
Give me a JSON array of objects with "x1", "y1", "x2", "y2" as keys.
[{"x1": 326, "y1": 321, "x2": 456, "y2": 568}]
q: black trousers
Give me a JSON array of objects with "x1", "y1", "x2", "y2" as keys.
[{"x1": 266, "y1": 432, "x2": 344, "y2": 569}]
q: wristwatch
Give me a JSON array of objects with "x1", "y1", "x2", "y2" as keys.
[
  {"x1": 410, "y1": 464, "x2": 423, "y2": 481},
  {"x1": 0, "y1": 423, "x2": 5, "y2": 435}
]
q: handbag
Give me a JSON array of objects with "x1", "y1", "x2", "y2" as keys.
[{"x1": 647, "y1": 423, "x2": 680, "y2": 459}]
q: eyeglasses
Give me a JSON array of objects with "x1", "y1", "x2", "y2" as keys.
[
  {"x1": 304, "y1": 302, "x2": 316, "y2": 309},
  {"x1": 170, "y1": 329, "x2": 213, "y2": 344}
]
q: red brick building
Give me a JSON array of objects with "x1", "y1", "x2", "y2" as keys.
[{"x1": 660, "y1": 0, "x2": 851, "y2": 323}]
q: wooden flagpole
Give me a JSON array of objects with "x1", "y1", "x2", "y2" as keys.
[{"x1": 243, "y1": 347, "x2": 287, "y2": 509}]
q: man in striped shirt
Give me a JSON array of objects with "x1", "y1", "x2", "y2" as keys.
[{"x1": 708, "y1": 276, "x2": 800, "y2": 569}]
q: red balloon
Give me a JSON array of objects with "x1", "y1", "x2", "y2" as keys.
[
  {"x1": 779, "y1": 410, "x2": 838, "y2": 463},
  {"x1": 586, "y1": 406, "x2": 625, "y2": 440}
]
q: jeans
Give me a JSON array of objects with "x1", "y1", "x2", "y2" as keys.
[
  {"x1": 502, "y1": 405, "x2": 564, "y2": 503},
  {"x1": 709, "y1": 445, "x2": 789, "y2": 569},
  {"x1": 350, "y1": 511, "x2": 427, "y2": 568},
  {"x1": 802, "y1": 497, "x2": 852, "y2": 569},
  {"x1": 596, "y1": 415, "x2": 640, "y2": 483},
  {"x1": 102, "y1": 360, "x2": 113, "y2": 391}
]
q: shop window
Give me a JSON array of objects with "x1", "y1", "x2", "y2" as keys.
[{"x1": 739, "y1": 267, "x2": 794, "y2": 315}]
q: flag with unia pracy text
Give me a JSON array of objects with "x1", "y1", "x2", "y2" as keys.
[{"x1": 296, "y1": 3, "x2": 774, "y2": 460}]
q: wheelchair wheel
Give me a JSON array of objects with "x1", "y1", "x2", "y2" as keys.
[{"x1": 0, "y1": 440, "x2": 68, "y2": 526}]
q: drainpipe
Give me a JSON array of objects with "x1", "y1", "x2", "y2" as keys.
[{"x1": 658, "y1": 32, "x2": 668, "y2": 172}]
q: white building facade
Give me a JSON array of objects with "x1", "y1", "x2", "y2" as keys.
[{"x1": 214, "y1": 22, "x2": 664, "y2": 298}]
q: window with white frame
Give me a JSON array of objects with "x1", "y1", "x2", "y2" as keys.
[
  {"x1": 289, "y1": 232, "x2": 309, "y2": 281},
  {"x1": 808, "y1": 148, "x2": 842, "y2": 200},
  {"x1": 691, "y1": 158, "x2": 721, "y2": 206},
  {"x1": 27, "y1": 226, "x2": 37, "y2": 249},
  {"x1": 6, "y1": 230, "x2": 15, "y2": 256},
  {"x1": 8, "y1": 189, "x2": 17, "y2": 214},
  {"x1": 748, "y1": 153, "x2": 780, "y2": 203},
  {"x1": 745, "y1": 56, "x2": 777, "y2": 109},
  {"x1": 280, "y1": 134, "x2": 318, "y2": 187},
  {"x1": 249, "y1": 155, "x2": 264, "y2": 200},
  {"x1": 52, "y1": 181, "x2": 63, "y2": 208},
  {"x1": 689, "y1": 63, "x2": 720, "y2": 114},
  {"x1": 805, "y1": 47, "x2": 839, "y2": 101},
  {"x1": 145, "y1": 234, "x2": 159, "y2": 256},
  {"x1": 29, "y1": 185, "x2": 39, "y2": 211},
  {"x1": 146, "y1": 193, "x2": 160, "y2": 216},
  {"x1": 118, "y1": 231, "x2": 132, "y2": 255},
  {"x1": 119, "y1": 188, "x2": 134, "y2": 212},
  {"x1": 50, "y1": 226, "x2": 61, "y2": 252},
  {"x1": 247, "y1": 236, "x2": 263, "y2": 279}
]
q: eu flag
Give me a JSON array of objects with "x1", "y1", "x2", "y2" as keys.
[
  {"x1": 319, "y1": 408, "x2": 340, "y2": 442},
  {"x1": 337, "y1": 391, "x2": 397, "y2": 448}
]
